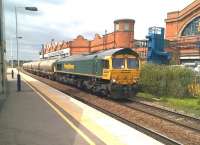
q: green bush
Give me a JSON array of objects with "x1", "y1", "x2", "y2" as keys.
[
  {"x1": 198, "y1": 99, "x2": 200, "y2": 105},
  {"x1": 139, "y1": 64, "x2": 195, "y2": 98}
]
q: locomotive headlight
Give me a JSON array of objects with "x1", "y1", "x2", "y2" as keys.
[
  {"x1": 133, "y1": 78, "x2": 139, "y2": 82},
  {"x1": 112, "y1": 79, "x2": 116, "y2": 83}
]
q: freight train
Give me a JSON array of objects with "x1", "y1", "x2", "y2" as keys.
[{"x1": 23, "y1": 48, "x2": 140, "y2": 99}]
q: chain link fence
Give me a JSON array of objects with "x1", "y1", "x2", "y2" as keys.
[{"x1": 188, "y1": 75, "x2": 200, "y2": 97}]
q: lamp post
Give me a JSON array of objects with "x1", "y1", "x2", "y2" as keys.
[{"x1": 15, "y1": 6, "x2": 38, "y2": 91}]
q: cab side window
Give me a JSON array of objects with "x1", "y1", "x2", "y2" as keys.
[
  {"x1": 57, "y1": 63, "x2": 62, "y2": 70},
  {"x1": 102, "y1": 60, "x2": 109, "y2": 69}
]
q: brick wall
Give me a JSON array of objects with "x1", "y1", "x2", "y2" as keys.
[
  {"x1": 165, "y1": 0, "x2": 200, "y2": 60},
  {"x1": 165, "y1": 0, "x2": 200, "y2": 39},
  {"x1": 42, "y1": 19, "x2": 135, "y2": 56}
]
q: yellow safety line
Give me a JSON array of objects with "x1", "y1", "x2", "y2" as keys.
[{"x1": 24, "y1": 80, "x2": 96, "y2": 145}]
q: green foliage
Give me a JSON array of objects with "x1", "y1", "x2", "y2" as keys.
[
  {"x1": 137, "y1": 93, "x2": 200, "y2": 117},
  {"x1": 139, "y1": 64, "x2": 195, "y2": 98},
  {"x1": 164, "y1": 97, "x2": 200, "y2": 116},
  {"x1": 136, "y1": 92, "x2": 159, "y2": 101},
  {"x1": 198, "y1": 99, "x2": 200, "y2": 105}
]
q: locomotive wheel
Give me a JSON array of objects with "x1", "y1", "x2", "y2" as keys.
[{"x1": 77, "y1": 80, "x2": 82, "y2": 89}]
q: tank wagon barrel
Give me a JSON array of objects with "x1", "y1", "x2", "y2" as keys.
[
  {"x1": 39, "y1": 59, "x2": 57, "y2": 79},
  {"x1": 31, "y1": 61, "x2": 41, "y2": 74}
]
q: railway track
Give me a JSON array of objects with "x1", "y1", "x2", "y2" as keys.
[
  {"x1": 122, "y1": 99, "x2": 200, "y2": 133},
  {"x1": 22, "y1": 71, "x2": 180, "y2": 145},
  {"x1": 21, "y1": 70, "x2": 200, "y2": 145},
  {"x1": 76, "y1": 98, "x2": 181, "y2": 145}
]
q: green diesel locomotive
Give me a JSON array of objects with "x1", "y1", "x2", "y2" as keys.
[{"x1": 23, "y1": 48, "x2": 140, "y2": 99}]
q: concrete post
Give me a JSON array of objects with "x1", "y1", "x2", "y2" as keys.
[{"x1": 0, "y1": 0, "x2": 6, "y2": 109}]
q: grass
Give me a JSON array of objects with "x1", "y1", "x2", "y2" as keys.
[{"x1": 137, "y1": 92, "x2": 200, "y2": 117}]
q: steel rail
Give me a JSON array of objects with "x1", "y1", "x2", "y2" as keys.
[{"x1": 122, "y1": 99, "x2": 200, "y2": 133}]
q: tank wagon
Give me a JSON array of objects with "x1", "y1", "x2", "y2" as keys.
[{"x1": 23, "y1": 48, "x2": 140, "y2": 99}]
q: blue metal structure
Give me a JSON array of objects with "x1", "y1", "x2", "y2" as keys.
[{"x1": 146, "y1": 27, "x2": 170, "y2": 64}]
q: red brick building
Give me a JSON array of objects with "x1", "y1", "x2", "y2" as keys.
[
  {"x1": 41, "y1": 0, "x2": 200, "y2": 63},
  {"x1": 165, "y1": 0, "x2": 200, "y2": 63},
  {"x1": 41, "y1": 19, "x2": 136, "y2": 57}
]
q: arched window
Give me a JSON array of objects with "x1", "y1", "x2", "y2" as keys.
[{"x1": 181, "y1": 16, "x2": 200, "y2": 36}]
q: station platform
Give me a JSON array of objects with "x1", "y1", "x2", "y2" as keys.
[{"x1": 0, "y1": 68, "x2": 163, "y2": 145}]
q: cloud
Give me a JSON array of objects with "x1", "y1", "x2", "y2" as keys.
[
  {"x1": 5, "y1": 0, "x2": 193, "y2": 61},
  {"x1": 5, "y1": 0, "x2": 73, "y2": 60}
]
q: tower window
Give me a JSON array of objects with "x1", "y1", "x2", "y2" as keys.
[
  {"x1": 115, "y1": 23, "x2": 119, "y2": 31},
  {"x1": 124, "y1": 23, "x2": 129, "y2": 31}
]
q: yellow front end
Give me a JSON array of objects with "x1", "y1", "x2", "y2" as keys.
[
  {"x1": 111, "y1": 69, "x2": 139, "y2": 85},
  {"x1": 102, "y1": 55, "x2": 140, "y2": 85}
]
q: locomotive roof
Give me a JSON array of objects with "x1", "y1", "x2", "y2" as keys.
[{"x1": 57, "y1": 48, "x2": 138, "y2": 62}]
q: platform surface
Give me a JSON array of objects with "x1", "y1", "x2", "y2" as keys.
[
  {"x1": 0, "y1": 69, "x2": 104, "y2": 145},
  {"x1": 0, "y1": 68, "x2": 163, "y2": 145}
]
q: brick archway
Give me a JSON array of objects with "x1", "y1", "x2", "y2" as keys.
[
  {"x1": 165, "y1": 0, "x2": 200, "y2": 40},
  {"x1": 178, "y1": 13, "x2": 200, "y2": 37}
]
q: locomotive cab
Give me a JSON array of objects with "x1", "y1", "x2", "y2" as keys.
[
  {"x1": 102, "y1": 49, "x2": 140, "y2": 85},
  {"x1": 101, "y1": 48, "x2": 140, "y2": 98}
]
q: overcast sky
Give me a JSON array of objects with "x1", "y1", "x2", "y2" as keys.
[{"x1": 5, "y1": 0, "x2": 193, "y2": 60}]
